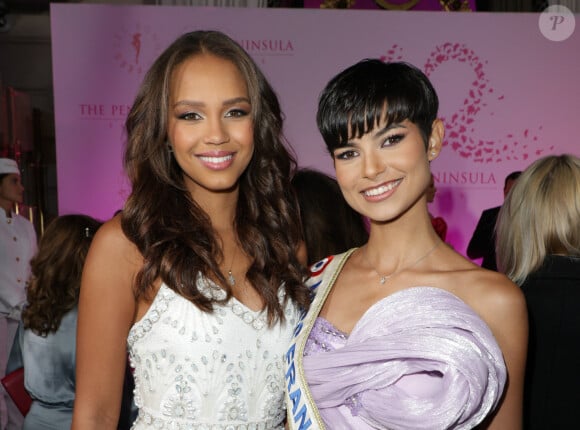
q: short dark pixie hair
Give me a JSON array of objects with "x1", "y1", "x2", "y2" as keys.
[{"x1": 317, "y1": 59, "x2": 439, "y2": 153}]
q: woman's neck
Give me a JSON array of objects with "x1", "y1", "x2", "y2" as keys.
[
  {"x1": 190, "y1": 187, "x2": 238, "y2": 231},
  {"x1": 366, "y1": 210, "x2": 438, "y2": 256}
]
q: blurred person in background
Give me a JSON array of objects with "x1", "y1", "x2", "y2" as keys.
[
  {"x1": 292, "y1": 168, "x2": 368, "y2": 266},
  {"x1": 496, "y1": 154, "x2": 580, "y2": 430},
  {"x1": 467, "y1": 170, "x2": 521, "y2": 270},
  {"x1": 7, "y1": 215, "x2": 102, "y2": 429},
  {"x1": 0, "y1": 158, "x2": 37, "y2": 430}
]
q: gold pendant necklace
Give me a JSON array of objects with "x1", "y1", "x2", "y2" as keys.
[{"x1": 364, "y1": 241, "x2": 442, "y2": 285}]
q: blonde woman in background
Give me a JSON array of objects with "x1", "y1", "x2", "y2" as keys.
[{"x1": 496, "y1": 153, "x2": 580, "y2": 430}]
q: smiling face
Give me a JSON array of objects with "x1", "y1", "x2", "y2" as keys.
[
  {"x1": 166, "y1": 53, "x2": 254, "y2": 201},
  {"x1": 332, "y1": 117, "x2": 442, "y2": 223}
]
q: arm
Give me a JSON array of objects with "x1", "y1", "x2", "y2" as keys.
[
  {"x1": 478, "y1": 276, "x2": 528, "y2": 430},
  {"x1": 71, "y1": 217, "x2": 140, "y2": 430}
]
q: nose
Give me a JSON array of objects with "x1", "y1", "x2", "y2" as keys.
[
  {"x1": 362, "y1": 150, "x2": 385, "y2": 180},
  {"x1": 203, "y1": 117, "x2": 229, "y2": 145}
]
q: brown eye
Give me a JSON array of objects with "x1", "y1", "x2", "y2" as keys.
[
  {"x1": 383, "y1": 134, "x2": 405, "y2": 147},
  {"x1": 334, "y1": 150, "x2": 358, "y2": 160},
  {"x1": 178, "y1": 112, "x2": 202, "y2": 121},
  {"x1": 225, "y1": 109, "x2": 249, "y2": 118}
]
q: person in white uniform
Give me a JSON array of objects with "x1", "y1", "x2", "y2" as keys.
[{"x1": 0, "y1": 158, "x2": 37, "y2": 429}]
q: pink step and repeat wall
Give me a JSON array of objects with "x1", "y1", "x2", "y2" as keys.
[{"x1": 50, "y1": 4, "x2": 580, "y2": 259}]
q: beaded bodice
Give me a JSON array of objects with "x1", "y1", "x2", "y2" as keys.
[{"x1": 127, "y1": 275, "x2": 300, "y2": 429}]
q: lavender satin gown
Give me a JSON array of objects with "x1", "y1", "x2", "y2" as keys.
[{"x1": 303, "y1": 287, "x2": 506, "y2": 430}]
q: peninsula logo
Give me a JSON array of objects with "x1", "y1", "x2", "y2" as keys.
[
  {"x1": 381, "y1": 43, "x2": 549, "y2": 163},
  {"x1": 238, "y1": 39, "x2": 295, "y2": 56},
  {"x1": 433, "y1": 171, "x2": 496, "y2": 187},
  {"x1": 113, "y1": 23, "x2": 163, "y2": 75}
]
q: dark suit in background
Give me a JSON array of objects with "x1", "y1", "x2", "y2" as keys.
[
  {"x1": 521, "y1": 255, "x2": 580, "y2": 429},
  {"x1": 466, "y1": 206, "x2": 500, "y2": 271},
  {"x1": 467, "y1": 171, "x2": 522, "y2": 271}
]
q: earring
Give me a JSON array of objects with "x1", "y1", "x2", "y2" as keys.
[
  {"x1": 166, "y1": 142, "x2": 174, "y2": 153},
  {"x1": 429, "y1": 141, "x2": 437, "y2": 157}
]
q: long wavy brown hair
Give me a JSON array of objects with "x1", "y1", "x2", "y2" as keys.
[
  {"x1": 122, "y1": 30, "x2": 310, "y2": 324},
  {"x1": 22, "y1": 214, "x2": 102, "y2": 336}
]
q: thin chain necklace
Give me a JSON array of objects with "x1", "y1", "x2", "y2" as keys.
[
  {"x1": 226, "y1": 244, "x2": 238, "y2": 287},
  {"x1": 364, "y1": 241, "x2": 442, "y2": 285}
]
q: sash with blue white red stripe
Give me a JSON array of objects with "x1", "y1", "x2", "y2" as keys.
[{"x1": 283, "y1": 250, "x2": 355, "y2": 430}]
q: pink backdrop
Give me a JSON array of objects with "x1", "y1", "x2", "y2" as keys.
[{"x1": 50, "y1": 4, "x2": 580, "y2": 259}]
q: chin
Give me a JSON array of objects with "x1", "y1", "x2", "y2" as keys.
[{"x1": 211, "y1": 182, "x2": 240, "y2": 193}]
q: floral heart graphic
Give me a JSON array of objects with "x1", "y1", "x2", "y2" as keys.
[{"x1": 381, "y1": 43, "x2": 550, "y2": 163}]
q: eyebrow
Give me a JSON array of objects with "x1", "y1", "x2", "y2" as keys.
[
  {"x1": 173, "y1": 97, "x2": 251, "y2": 109},
  {"x1": 344, "y1": 122, "x2": 408, "y2": 147},
  {"x1": 373, "y1": 122, "x2": 408, "y2": 139}
]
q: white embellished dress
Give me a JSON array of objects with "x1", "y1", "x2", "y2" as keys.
[{"x1": 127, "y1": 275, "x2": 300, "y2": 430}]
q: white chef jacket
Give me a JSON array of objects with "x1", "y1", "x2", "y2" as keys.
[{"x1": 0, "y1": 210, "x2": 37, "y2": 319}]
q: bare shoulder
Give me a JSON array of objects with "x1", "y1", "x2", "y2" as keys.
[
  {"x1": 79, "y1": 215, "x2": 145, "y2": 332},
  {"x1": 92, "y1": 215, "x2": 134, "y2": 250},
  {"x1": 453, "y1": 267, "x2": 527, "y2": 341},
  {"x1": 466, "y1": 268, "x2": 525, "y2": 315},
  {"x1": 83, "y1": 215, "x2": 143, "y2": 299},
  {"x1": 436, "y1": 247, "x2": 525, "y2": 315},
  {"x1": 88, "y1": 215, "x2": 142, "y2": 267}
]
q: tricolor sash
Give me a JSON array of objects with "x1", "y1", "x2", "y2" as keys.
[{"x1": 284, "y1": 250, "x2": 355, "y2": 430}]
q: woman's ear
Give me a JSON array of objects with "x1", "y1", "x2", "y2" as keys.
[{"x1": 427, "y1": 119, "x2": 444, "y2": 161}]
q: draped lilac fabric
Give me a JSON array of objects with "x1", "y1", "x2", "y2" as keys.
[{"x1": 303, "y1": 287, "x2": 506, "y2": 429}]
